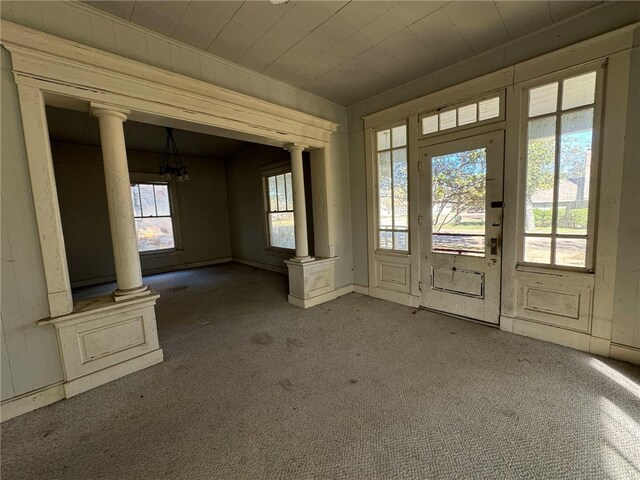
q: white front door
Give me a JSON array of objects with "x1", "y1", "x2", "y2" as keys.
[{"x1": 419, "y1": 131, "x2": 504, "y2": 324}]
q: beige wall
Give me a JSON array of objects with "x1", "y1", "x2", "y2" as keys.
[
  {"x1": 1, "y1": 47, "x2": 64, "y2": 401},
  {"x1": 52, "y1": 142, "x2": 232, "y2": 286}
]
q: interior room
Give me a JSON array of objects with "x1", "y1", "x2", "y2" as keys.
[{"x1": 1, "y1": 1, "x2": 639, "y2": 479}]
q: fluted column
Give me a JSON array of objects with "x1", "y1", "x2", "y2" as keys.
[
  {"x1": 91, "y1": 104, "x2": 147, "y2": 300},
  {"x1": 288, "y1": 144, "x2": 312, "y2": 261}
]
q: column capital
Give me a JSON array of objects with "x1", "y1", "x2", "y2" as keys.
[
  {"x1": 284, "y1": 143, "x2": 307, "y2": 153},
  {"x1": 90, "y1": 102, "x2": 129, "y2": 121}
]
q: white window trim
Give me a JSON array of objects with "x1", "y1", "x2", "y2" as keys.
[
  {"x1": 374, "y1": 121, "x2": 410, "y2": 254},
  {"x1": 130, "y1": 172, "x2": 183, "y2": 256},
  {"x1": 516, "y1": 60, "x2": 606, "y2": 272},
  {"x1": 419, "y1": 90, "x2": 506, "y2": 139},
  {"x1": 260, "y1": 161, "x2": 295, "y2": 254}
]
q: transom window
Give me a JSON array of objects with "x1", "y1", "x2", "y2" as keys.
[
  {"x1": 131, "y1": 182, "x2": 176, "y2": 252},
  {"x1": 421, "y1": 95, "x2": 501, "y2": 136},
  {"x1": 522, "y1": 69, "x2": 601, "y2": 269},
  {"x1": 377, "y1": 125, "x2": 408, "y2": 252},
  {"x1": 264, "y1": 171, "x2": 295, "y2": 250}
]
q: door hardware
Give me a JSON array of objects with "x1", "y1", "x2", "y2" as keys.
[{"x1": 490, "y1": 238, "x2": 499, "y2": 255}]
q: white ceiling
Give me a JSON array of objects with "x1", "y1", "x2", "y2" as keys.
[
  {"x1": 46, "y1": 106, "x2": 254, "y2": 159},
  {"x1": 84, "y1": 1, "x2": 603, "y2": 105}
]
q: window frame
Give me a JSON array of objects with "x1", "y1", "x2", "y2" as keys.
[
  {"x1": 374, "y1": 121, "x2": 410, "y2": 254},
  {"x1": 419, "y1": 90, "x2": 505, "y2": 139},
  {"x1": 260, "y1": 161, "x2": 295, "y2": 254},
  {"x1": 130, "y1": 172, "x2": 182, "y2": 256},
  {"x1": 518, "y1": 61, "x2": 606, "y2": 272}
]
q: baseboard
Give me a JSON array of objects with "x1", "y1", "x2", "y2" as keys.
[
  {"x1": 369, "y1": 287, "x2": 420, "y2": 307},
  {"x1": 63, "y1": 349, "x2": 164, "y2": 398},
  {"x1": 232, "y1": 257, "x2": 287, "y2": 274},
  {"x1": 288, "y1": 290, "x2": 337, "y2": 309},
  {"x1": 353, "y1": 285, "x2": 369, "y2": 295},
  {"x1": 499, "y1": 315, "x2": 515, "y2": 332},
  {"x1": 71, "y1": 257, "x2": 233, "y2": 288},
  {"x1": 610, "y1": 343, "x2": 640, "y2": 365},
  {"x1": 511, "y1": 317, "x2": 591, "y2": 352},
  {"x1": 1, "y1": 383, "x2": 65, "y2": 422}
]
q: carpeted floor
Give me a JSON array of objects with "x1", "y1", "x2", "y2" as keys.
[{"x1": 2, "y1": 263, "x2": 639, "y2": 479}]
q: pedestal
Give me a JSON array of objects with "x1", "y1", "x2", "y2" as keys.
[
  {"x1": 285, "y1": 257, "x2": 338, "y2": 308},
  {"x1": 39, "y1": 291, "x2": 163, "y2": 398}
]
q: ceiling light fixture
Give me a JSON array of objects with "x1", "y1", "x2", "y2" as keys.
[{"x1": 159, "y1": 127, "x2": 189, "y2": 182}]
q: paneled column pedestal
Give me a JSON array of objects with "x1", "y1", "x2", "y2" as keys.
[
  {"x1": 285, "y1": 257, "x2": 338, "y2": 308},
  {"x1": 39, "y1": 292, "x2": 163, "y2": 398}
]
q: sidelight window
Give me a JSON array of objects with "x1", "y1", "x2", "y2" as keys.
[
  {"x1": 522, "y1": 68, "x2": 602, "y2": 269},
  {"x1": 376, "y1": 124, "x2": 409, "y2": 252}
]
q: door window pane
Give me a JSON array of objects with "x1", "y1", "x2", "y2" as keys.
[
  {"x1": 559, "y1": 109, "x2": 592, "y2": 236},
  {"x1": 562, "y1": 72, "x2": 596, "y2": 110},
  {"x1": 379, "y1": 231, "x2": 393, "y2": 250},
  {"x1": 432, "y1": 148, "x2": 486, "y2": 256},
  {"x1": 422, "y1": 115, "x2": 438, "y2": 134},
  {"x1": 392, "y1": 149, "x2": 408, "y2": 229},
  {"x1": 478, "y1": 97, "x2": 500, "y2": 120},
  {"x1": 529, "y1": 82, "x2": 558, "y2": 117},
  {"x1": 378, "y1": 151, "x2": 392, "y2": 229},
  {"x1": 524, "y1": 237, "x2": 551, "y2": 264},
  {"x1": 458, "y1": 104, "x2": 477, "y2": 125},
  {"x1": 525, "y1": 116, "x2": 556, "y2": 234},
  {"x1": 439, "y1": 110, "x2": 456, "y2": 130},
  {"x1": 555, "y1": 238, "x2": 587, "y2": 267}
]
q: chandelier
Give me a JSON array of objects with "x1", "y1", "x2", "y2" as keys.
[{"x1": 159, "y1": 127, "x2": 189, "y2": 182}]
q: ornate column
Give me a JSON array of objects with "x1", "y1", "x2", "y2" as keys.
[
  {"x1": 91, "y1": 103, "x2": 148, "y2": 300},
  {"x1": 288, "y1": 144, "x2": 313, "y2": 262}
]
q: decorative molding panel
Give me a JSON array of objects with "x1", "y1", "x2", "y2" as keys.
[
  {"x1": 375, "y1": 259, "x2": 411, "y2": 293},
  {"x1": 515, "y1": 268, "x2": 594, "y2": 333},
  {"x1": 432, "y1": 266, "x2": 484, "y2": 298},
  {"x1": 40, "y1": 292, "x2": 163, "y2": 397}
]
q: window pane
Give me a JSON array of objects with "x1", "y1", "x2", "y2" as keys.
[
  {"x1": 154, "y1": 184, "x2": 171, "y2": 216},
  {"x1": 432, "y1": 148, "x2": 486, "y2": 256},
  {"x1": 379, "y1": 230, "x2": 393, "y2": 250},
  {"x1": 377, "y1": 129, "x2": 391, "y2": 150},
  {"x1": 562, "y1": 72, "x2": 596, "y2": 110},
  {"x1": 458, "y1": 104, "x2": 477, "y2": 125},
  {"x1": 525, "y1": 116, "x2": 556, "y2": 234},
  {"x1": 433, "y1": 234, "x2": 484, "y2": 255},
  {"x1": 285, "y1": 172, "x2": 293, "y2": 211},
  {"x1": 276, "y1": 174, "x2": 286, "y2": 212},
  {"x1": 393, "y1": 231, "x2": 408, "y2": 252},
  {"x1": 559, "y1": 108, "x2": 593, "y2": 236},
  {"x1": 135, "y1": 217, "x2": 174, "y2": 252},
  {"x1": 131, "y1": 185, "x2": 142, "y2": 217},
  {"x1": 392, "y1": 125, "x2": 407, "y2": 147},
  {"x1": 439, "y1": 110, "x2": 456, "y2": 130},
  {"x1": 378, "y1": 151, "x2": 392, "y2": 229},
  {"x1": 139, "y1": 184, "x2": 156, "y2": 217},
  {"x1": 269, "y1": 212, "x2": 295, "y2": 249},
  {"x1": 392, "y1": 149, "x2": 408, "y2": 229},
  {"x1": 556, "y1": 237, "x2": 587, "y2": 267},
  {"x1": 529, "y1": 82, "x2": 558, "y2": 117},
  {"x1": 478, "y1": 97, "x2": 500, "y2": 121},
  {"x1": 524, "y1": 236, "x2": 551, "y2": 264},
  {"x1": 268, "y1": 176, "x2": 278, "y2": 211},
  {"x1": 422, "y1": 115, "x2": 438, "y2": 134}
]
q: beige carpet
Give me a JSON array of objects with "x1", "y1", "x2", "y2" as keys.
[{"x1": 2, "y1": 263, "x2": 639, "y2": 479}]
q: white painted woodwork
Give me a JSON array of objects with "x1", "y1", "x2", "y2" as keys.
[
  {"x1": 40, "y1": 292, "x2": 163, "y2": 398},
  {"x1": 419, "y1": 131, "x2": 504, "y2": 324},
  {"x1": 91, "y1": 105, "x2": 147, "y2": 298},
  {"x1": 285, "y1": 257, "x2": 337, "y2": 309},
  {"x1": 288, "y1": 144, "x2": 311, "y2": 261},
  {"x1": 360, "y1": 24, "x2": 640, "y2": 362}
]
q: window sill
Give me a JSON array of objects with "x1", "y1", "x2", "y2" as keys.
[
  {"x1": 516, "y1": 262, "x2": 594, "y2": 276},
  {"x1": 140, "y1": 248, "x2": 184, "y2": 259},
  {"x1": 265, "y1": 247, "x2": 295, "y2": 258}
]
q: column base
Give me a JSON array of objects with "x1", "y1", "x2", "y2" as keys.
[
  {"x1": 113, "y1": 284, "x2": 149, "y2": 302},
  {"x1": 284, "y1": 257, "x2": 338, "y2": 309},
  {"x1": 290, "y1": 256, "x2": 315, "y2": 263},
  {"x1": 39, "y1": 290, "x2": 163, "y2": 396}
]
